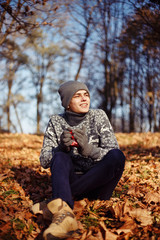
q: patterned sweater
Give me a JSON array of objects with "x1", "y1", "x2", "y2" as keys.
[{"x1": 40, "y1": 109, "x2": 119, "y2": 173}]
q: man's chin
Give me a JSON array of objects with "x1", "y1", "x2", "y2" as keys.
[{"x1": 79, "y1": 108, "x2": 89, "y2": 113}]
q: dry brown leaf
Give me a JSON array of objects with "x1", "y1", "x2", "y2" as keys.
[
  {"x1": 104, "y1": 229, "x2": 118, "y2": 240},
  {"x1": 99, "y1": 221, "x2": 118, "y2": 240},
  {"x1": 123, "y1": 199, "x2": 133, "y2": 215},
  {"x1": 129, "y1": 208, "x2": 153, "y2": 226},
  {"x1": 127, "y1": 184, "x2": 144, "y2": 198},
  {"x1": 80, "y1": 230, "x2": 88, "y2": 240},
  {"x1": 77, "y1": 220, "x2": 84, "y2": 231},
  {"x1": 86, "y1": 229, "x2": 93, "y2": 238},
  {"x1": 112, "y1": 201, "x2": 125, "y2": 219},
  {"x1": 99, "y1": 221, "x2": 107, "y2": 232},
  {"x1": 86, "y1": 235, "x2": 101, "y2": 240},
  {"x1": 0, "y1": 171, "x2": 11, "y2": 181},
  {"x1": 119, "y1": 215, "x2": 137, "y2": 230},
  {"x1": 74, "y1": 200, "x2": 86, "y2": 220},
  {"x1": 116, "y1": 229, "x2": 132, "y2": 234},
  {"x1": 91, "y1": 228, "x2": 104, "y2": 240},
  {"x1": 145, "y1": 192, "x2": 160, "y2": 204},
  {"x1": 0, "y1": 222, "x2": 11, "y2": 233}
]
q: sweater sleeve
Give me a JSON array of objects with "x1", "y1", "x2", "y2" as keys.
[
  {"x1": 94, "y1": 109, "x2": 119, "y2": 161},
  {"x1": 40, "y1": 118, "x2": 60, "y2": 169}
]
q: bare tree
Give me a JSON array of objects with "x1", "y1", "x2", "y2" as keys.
[
  {"x1": 91, "y1": 0, "x2": 126, "y2": 121},
  {"x1": 23, "y1": 29, "x2": 64, "y2": 134},
  {"x1": 0, "y1": 39, "x2": 28, "y2": 132},
  {"x1": 63, "y1": 0, "x2": 98, "y2": 81},
  {"x1": 118, "y1": 1, "x2": 160, "y2": 132},
  {"x1": 0, "y1": 0, "x2": 60, "y2": 46}
]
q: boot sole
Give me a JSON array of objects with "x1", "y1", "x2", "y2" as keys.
[{"x1": 44, "y1": 229, "x2": 80, "y2": 240}]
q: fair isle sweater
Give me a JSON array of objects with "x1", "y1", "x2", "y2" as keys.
[{"x1": 40, "y1": 109, "x2": 119, "y2": 174}]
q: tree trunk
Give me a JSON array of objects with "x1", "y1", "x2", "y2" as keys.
[
  {"x1": 6, "y1": 66, "x2": 13, "y2": 132},
  {"x1": 13, "y1": 102, "x2": 23, "y2": 133},
  {"x1": 129, "y1": 58, "x2": 134, "y2": 132},
  {"x1": 146, "y1": 53, "x2": 153, "y2": 132},
  {"x1": 36, "y1": 75, "x2": 44, "y2": 134},
  {"x1": 74, "y1": 25, "x2": 90, "y2": 81}
]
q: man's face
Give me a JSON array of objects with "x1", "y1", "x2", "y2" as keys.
[{"x1": 68, "y1": 90, "x2": 90, "y2": 113}]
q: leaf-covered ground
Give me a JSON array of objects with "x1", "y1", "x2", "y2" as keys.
[{"x1": 0, "y1": 133, "x2": 160, "y2": 240}]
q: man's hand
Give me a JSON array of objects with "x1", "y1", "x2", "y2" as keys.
[
  {"x1": 60, "y1": 130, "x2": 73, "y2": 152},
  {"x1": 72, "y1": 127, "x2": 100, "y2": 159},
  {"x1": 72, "y1": 127, "x2": 88, "y2": 153}
]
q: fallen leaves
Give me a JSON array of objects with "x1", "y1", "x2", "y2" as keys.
[
  {"x1": 0, "y1": 132, "x2": 160, "y2": 239},
  {"x1": 145, "y1": 192, "x2": 160, "y2": 204}
]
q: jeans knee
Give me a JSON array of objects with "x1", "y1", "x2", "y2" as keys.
[
  {"x1": 107, "y1": 149, "x2": 125, "y2": 168},
  {"x1": 51, "y1": 152, "x2": 72, "y2": 170}
]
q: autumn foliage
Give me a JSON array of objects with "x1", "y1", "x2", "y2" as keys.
[{"x1": 0, "y1": 133, "x2": 160, "y2": 239}]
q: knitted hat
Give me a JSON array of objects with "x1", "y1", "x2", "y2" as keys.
[{"x1": 58, "y1": 81, "x2": 90, "y2": 109}]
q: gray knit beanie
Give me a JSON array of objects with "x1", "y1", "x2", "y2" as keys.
[{"x1": 58, "y1": 81, "x2": 90, "y2": 109}]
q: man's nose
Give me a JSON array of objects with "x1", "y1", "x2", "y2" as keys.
[{"x1": 81, "y1": 95, "x2": 86, "y2": 101}]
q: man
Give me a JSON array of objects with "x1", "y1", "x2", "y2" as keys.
[{"x1": 31, "y1": 81, "x2": 125, "y2": 240}]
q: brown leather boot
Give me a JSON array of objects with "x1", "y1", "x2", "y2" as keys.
[{"x1": 43, "y1": 198, "x2": 78, "y2": 240}]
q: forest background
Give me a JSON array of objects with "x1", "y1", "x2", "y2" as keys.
[
  {"x1": 0, "y1": 1, "x2": 160, "y2": 239},
  {"x1": 0, "y1": 0, "x2": 160, "y2": 134}
]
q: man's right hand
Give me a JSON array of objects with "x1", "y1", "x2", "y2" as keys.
[{"x1": 60, "y1": 130, "x2": 73, "y2": 152}]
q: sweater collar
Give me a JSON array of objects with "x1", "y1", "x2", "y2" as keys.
[{"x1": 64, "y1": 110, "x2": 88, "y2": 126}]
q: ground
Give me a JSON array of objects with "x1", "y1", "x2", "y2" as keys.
[{"x1": 0, "y1": 132, "x2": 160, "y2": 240}]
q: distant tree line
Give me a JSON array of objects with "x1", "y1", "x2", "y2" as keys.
[{"x1": 0, "y1": 0, "x2": 160, "y2": 133}]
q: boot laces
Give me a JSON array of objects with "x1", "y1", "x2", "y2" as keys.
[{"x1": 53, "y1": 210, "x2": 74, "y2": 225}]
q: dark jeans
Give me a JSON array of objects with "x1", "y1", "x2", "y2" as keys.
[{"x1": 50, "y1": 149, "x2": 125, "y2": 209}]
